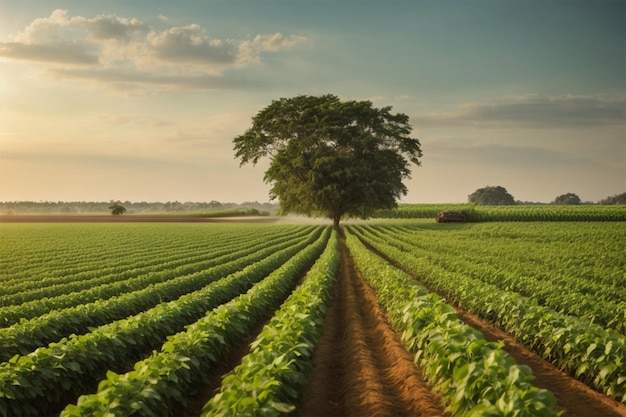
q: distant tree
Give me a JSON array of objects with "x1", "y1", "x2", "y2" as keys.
[
  {"x1": 233, "y1": 94, "x2": 422, "y2": 230},
  {"x1": 599, "y1": 192, "x2": 626, "y2": 204},
  {"x1": 553, "y1": 193, "x2": 581, "y2": 205},
  {"x1": 468, "y1": 186, "x2": 516, "y2": 205},
  {"x1": 108, "y1": 203, "x2": 127, "y2": 215}
]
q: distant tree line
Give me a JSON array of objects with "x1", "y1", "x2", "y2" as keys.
[
  {"x1": 0, "y1": 200, "x2": 279, "y2": 215},
  {"x1": 468, "y1": 186, "x2": 626, "y2": 206}
]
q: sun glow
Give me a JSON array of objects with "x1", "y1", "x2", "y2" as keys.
[{"x1": 0, "y1": 65, "x2": 13, "y2": 98}]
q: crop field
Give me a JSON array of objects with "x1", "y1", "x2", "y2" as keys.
[
  {"x1": 0, "y1": 220, "x2": 625, "y2": 416},
  {"x1": 376, "y1": 204, "x2": 626, "y2": 222}
]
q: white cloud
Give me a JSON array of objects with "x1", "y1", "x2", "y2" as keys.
[
  {"x1": 413, "y1": 94, "x2": 626, "y2": 129},
  {"x1": 12, "y1": 9, "x2": 146, "y2": 44},
  {"x1": 147, "y1": 24, "x2": 238, "y2": 66},
  {"x1": 0, "y1": 9, "x2": 309, "y2": 92}
]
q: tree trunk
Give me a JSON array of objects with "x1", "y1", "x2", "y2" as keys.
[{"x1": 332, "y1": 215, "x2": 341, "y2": 231}]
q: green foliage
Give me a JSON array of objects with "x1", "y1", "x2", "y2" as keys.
[
  {"x1": 344, "y1": 228, "x2": 558, "y2": 416},
  {"x1": 0, "y1": 226, "x2": 325, "y2": 416},
  {"x1": 233, "y1": 94, "x2": 422, "y2": 228},
  {"x1": 552, "y1": 193, "x2": 581, "y2": 205},
  {"x1": 599, "y1": 192, "x2": 626, "y2": 205},
  {"x1": 108, "y1": 203, "x2": 126, "y2": 215},
  {"x1": 352, "y1": 222, "x2": 626, "y2": 403},
  {"x1": 60, "y1": 228, "x2": 331, "y2": 417},
  {"x1": 376, "y1": 203, "x2": 626, "y2": 221},
  {"x1": 468, "y1": 186, "x2": 516, "y2": 205},
  {"x1": 202, "y1": 231, "x2": 340, "y2": 416},
  {"x1": 0, "y1": 227, "x2": 315, "y2": 361}
]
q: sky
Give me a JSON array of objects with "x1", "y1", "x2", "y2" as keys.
[{"x1": 0, "y1": 0, "x2": 624, "y2": 204}]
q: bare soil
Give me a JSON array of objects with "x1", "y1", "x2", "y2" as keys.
[
  {"x1": 302, "y1": 237, "x2": 626, "y2": 417},
  {"x1": 300, "y1": 237, "x2": 445, "y2": 416},
  {"x1": 359, "y1": 240, "x2": 626, "y2": 417},
  {"x1": 7, "y1": 216, "x2": 624, "y2": 416},
  {"x1": 457, "y1": 309, "x2": 626, "y2": 417}
]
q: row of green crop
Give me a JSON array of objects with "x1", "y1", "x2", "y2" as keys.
[
  {"x1": 0, "y1": 229, "x2": 306, "y2": 326},
  {"x1": 0, "y1": 224, "x2": 282, "y2": 303},
  {"x1": 0, "y1": 228, "x2": 317, "y2": 361},
  {"x1": 376, "y1": 204, "x2": 626, "y2": 221},
  {"x1": 0, "y1": 227, "x2": 326, "y2": 417},
  {"x1": 344, "y1": 228, "x2": 558, "y2": 416},
  {"x1": 202, "y1": 230, "x2": 340, "y2": 416},
  {"x1": 0, "y1": 224, "x2": 244, "y2": 282},
  {"x1": 60, "y1": 228, "x2": 332, "y2": 417},
  {"x1": 362, "y1": 224, "x2": 625, "y2": 333},
  {"x1": 350, "y1": 225, "x2": 626, "y2": 403},
  {"x1": 0, "y1": 227, "x2": 311, "y2": 324},
  {"x1": 0, "y1": 225, "x2": 266, "y2": 299}
]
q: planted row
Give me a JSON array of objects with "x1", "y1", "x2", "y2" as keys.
[
  {"x1": 0, "y1": 226, "x2": 313, "y2": 327},
  {"x1": 344, "y1": 228, "x2": 558, "y2": 416},
  {"x1": 61, "y1": 227, "x2": 332, "y2": 417},
  {"x1": 376, "y1": 204, "x2": 626, "y2": 221},
  {"x1": 359, "y1": 224, "x2": 625, "y2": 333},
  {"x1": 0, "y1": 227, "x2": 315, "y2": 361},
  {"x1": 0, "y1": 224, "x2": 244, "y2": 284},
  {"x1": 0, "y1": 226, "x2": 266, "y2": 304},
  {"x1": 0, "y1": 227, "x2": 326, "y2": 417},
  {"x1": 202, "y1": 230, "x2": 340, "y2": 416},
  {"x1": 0, "y1": 225, "x2": 297, "y2": 309},
  {"x1": 351, "y1": 225, "x2": 626, "y2": 403}
]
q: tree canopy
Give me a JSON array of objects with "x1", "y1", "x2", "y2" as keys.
[
  {"x1": 233, "y1": 94, "x2": 422, "y2": 229},
  {"x1": 108, "y1": 203, "x2": 127, "y2": 215},
  {"x1": 553, "y1": 193, "x2": 581, "y2": 205},
  {"x1": 599, "y1": 192, "x2": 626, "y2": 205},
  {"x1": 468, "y1": 186, "x2": 516, "y2": 205}
]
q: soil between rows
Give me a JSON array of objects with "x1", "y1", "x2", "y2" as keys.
[
  {"x1": 456, "y1": 310, "x2": 626, "y2": 417},
  {"x1": 357, "y1": 238, "x2": 626, "y2": 417},
  {"x1": 300, "y1": 237, "x2": 445, "y2": 416},
  {"x1": 6, "y1": 217, "x2": 625, "y2": 416}
]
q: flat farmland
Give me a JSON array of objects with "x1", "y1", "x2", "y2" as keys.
[{"x1": 0, "y1": 220, "x2": 625, "y2": 416}]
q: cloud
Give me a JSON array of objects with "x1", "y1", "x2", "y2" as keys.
[
  {"x1": 425, "y1": 137, "x2": 585, "y2": 168},
  {"x1": 90, "y1": 113, "x2": 173, "y2": 127},
  {"x1": 46, "y1": 67, "x2": 259, "y2": 93},
  {"x1": 79, "y1": 14, "x2": 146, "y2": 41},
  {"x1": 0, "y1": 9, "x2": 309, "y2": 92},
  {"x1": 11, "y1": 9, "x2": 146, "y2": 44},
  {"x1": 147, "y1": 24, "x2": 238, "y2": 65},
  {"x1": 0, "y1": 42, "x2": 98, "y2": 64},
  {"x1": 414, "y1": 94, "x2": 626, "y2": 129}
]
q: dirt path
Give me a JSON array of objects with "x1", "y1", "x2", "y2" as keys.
[{"x1": 300, "y1": 238, "x2": 445, "y2": 417}]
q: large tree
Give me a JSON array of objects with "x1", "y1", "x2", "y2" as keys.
[
  {"x1": 468, "y1": 186, "x2": 516, "y2": 205},
  {"x1": 233, "y1": 94, "x2": 422, "y2": 229},
  {"x1": 553, "y1": 192, "x2": 581, "y2": 205},
  {"x1": 599, "y1": 192, "x2": 626, "y2": 205}
]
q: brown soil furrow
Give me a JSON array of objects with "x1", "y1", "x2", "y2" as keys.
[
  {"x1": 299, "y1": 256, "x2": 347, "y2": 417},
  {"x1": 456, "y1": 309, "x2": 626, "y2": 417},
  {"x1": 300, "y1": 237, "x2": 445, "y2": 417},
  {"x1": 342, "y1": 257, "x2": 397, "y2": 417},
  {"x1": 358, "y1": 236, "x2": 626, "y2": 417}
]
